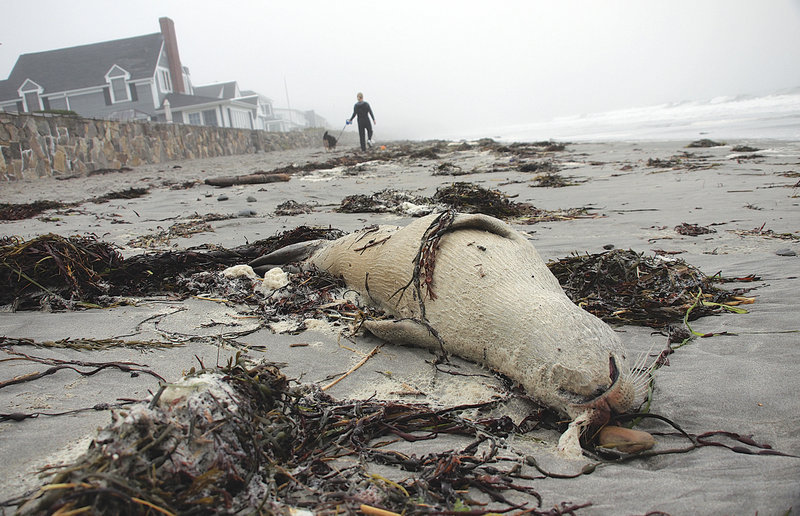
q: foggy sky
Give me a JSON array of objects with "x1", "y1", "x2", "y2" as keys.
[{"x1": 2, "y1": 0, "x2": 800, "y2": 140}]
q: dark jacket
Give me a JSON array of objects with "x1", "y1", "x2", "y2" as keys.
[{"x1": 351, "y1": 101, "x2": 375, "y2": 125}]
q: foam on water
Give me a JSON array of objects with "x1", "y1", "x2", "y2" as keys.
[{"x1": 470, "y1": 89, "x2": 800, "y2": 142}]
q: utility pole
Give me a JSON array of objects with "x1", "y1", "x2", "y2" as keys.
[{"x1": 284, "y1": 77, "x2": 291, "y2": 111}]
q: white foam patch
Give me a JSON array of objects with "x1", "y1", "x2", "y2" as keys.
[
  {"x1": 158, "y1": 373, "x2": 233, "y2": 406},
  {"x1": 259, "y1": 267, "x2": 290, "y2": 294},
  {"x1": 221, "y1": 264, "x2": 257, "y2": 279},
  {"x1": 302, "y1": 318, "x2": 340, "y2": 335},
  {"x1": 269, "y1": 320, "x2": 302, "y2": 334}
]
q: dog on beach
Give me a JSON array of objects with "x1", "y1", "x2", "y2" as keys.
[{"x1": 323, "y1": 131, "x2": 337, "y2": 151}]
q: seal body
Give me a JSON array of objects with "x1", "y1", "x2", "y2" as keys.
[{"x1": 252, "y1": 212, "x2": 635, "y2": 425}]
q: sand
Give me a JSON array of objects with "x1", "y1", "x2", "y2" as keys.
[{"x1": 1, "y1": 138, "x2": 799, "y2": 514}]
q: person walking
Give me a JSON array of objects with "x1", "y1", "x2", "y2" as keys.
[{"x1": 347, "y1": 92, "x2": 376, "y2": 151}]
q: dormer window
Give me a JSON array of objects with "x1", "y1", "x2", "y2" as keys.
[
  {"x1": 105, "y1": 65, "x2": 131, "y2": 103},
  {"x1": 18, "y1": 79, "x2": 43, "y2": 112}
]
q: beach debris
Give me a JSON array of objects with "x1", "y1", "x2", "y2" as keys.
[
  {"x1": 221, "y1": 264, "x2": 258, "y2": 280},
  {"x1": 0, "y1": 234, "x2": 123, "y2": 311},
  {"x1": 1, "y1": 189, "x2": 150, "y2": 222},
  {"x1": 11, "y1": 356, "x2": 571, "y2": 515},
  {"x1": 731, "y1": 145, "x2": 761, "y2": 153},
  {"x1": 687, "y1": 139, "x2": 725, "y2": 148},
  {"x1": 204, "y1": 172, "x2": 291, "y2": 187},
  {"x1": 729, "y1": 223, "x2": 800, "y2": 241},
  {"x1": 775, "y1": 248, "x2": 797, "y2": 257},
  {"x1": 432, "y1": 182, "x2": 530, "y2": 218},
  {"x1": 547, "y1": 249, "x2": 754, "y2": 327},
  {"x1": 431, "y1": 161, "x2": 466, "y2": 176},
  {"x1": 238, "y1": 208, "x2": 258, "y2": 218},
  {"x1": 647, "y1": 157, "x2": 684, "y2": 168},
  {"x1": 0, "y1": 348, "x2": 165, "y2": 390},
  {"x1": 337, "y1": 189, "x2": 431, "y2": 215},
  {"x1": 647, "y1": 152, "x2": 717, "y2": 171},
  {"x1": 274, "y1": 199, "x2": 314, "y2": 216},
  {"x1": 529, "y1": 172, "x2": 580, "y2": 188},
  {"x1": 675, "y1": 222, "x2": 717, "y2": 236},
  {"x1": 519, "y1": 160, "x2": 560, "y2": 174},
  {"x1": 89, "y1": 187, "x2": 149, "y2": 204},
  {"x1": 0, "y1": 201, "x2": 66, "y2": 221},
  {"x1": 0, "y1": 336, "x2": 182, "y2": 351},
  {"x1": 479, "y1": 139, "x2": 567, "y2": 156},
  {"x1": 1, "y1": 226, "x2": 344, "y2": 311},
  {"x1": 127, "y1": 214, "x2": 234, "y2": 249},
  {"x1": 217, "y1": 194, "x2": 229, "y2": 201},
  {"x1": 246, "y1": 195, "x2": 257, "y2": 202},
  {"x1": 431, "y1": 182, "x2": 596, "y2": 223}
]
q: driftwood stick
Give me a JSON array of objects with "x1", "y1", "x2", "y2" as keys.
[
  {"x1": 204, "y1": 173, "x2": 290, "y2": 187},
  {"x1": 322, "y1": 344, "x2": 382, "y2": 391}
]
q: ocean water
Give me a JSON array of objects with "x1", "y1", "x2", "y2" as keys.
[{"x1": 485, "y1": 90, "x2": 800, "y2": 143}]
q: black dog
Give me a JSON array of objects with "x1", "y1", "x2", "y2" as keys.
[{"x1": 323, "y1": 131, "x2": 337, "y2": 151}]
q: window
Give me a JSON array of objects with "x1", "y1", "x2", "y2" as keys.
[
  {"x1": 110, "y1": 77, "x2": 130, "y2": 103},
  {"x1": 187, "y1": 112, "x2": 201, "y2": 125},
  {"x1": 105, "y1": 65, "x2": 131, "y2": 103},
  {"x1": 202, "y1": 109, "x2": 218, "y2": 127},
  {"x1": 23, "y1": 91, "x2": 41, "y2": 112},
  {"x1": 18, "y1": 79, "x2": 43, "y2": 112},
  {"x1": 158, "y1": 69, "x2": 173, "y2": 93}
]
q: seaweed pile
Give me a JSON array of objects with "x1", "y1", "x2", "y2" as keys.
[
  {"x1": 0, "y1": 234, "x2": 124, "y2": 310},
  {"x1": 0, "y1": 201, "x2": 65, "y2": 221},
  {"x1": 547, "y1": 249, "x2": 753, "y2": 327},
  {"x1": 337, "y1": 189, "x2": 431, "y2": 215},
  {"x1": 126, "y1": 213, "x2": 235, "y2": 249},
  {"x1": 431, "y1": 183, "x2": 595, "y2": 223},
  {"x1": 675, "y1": 222, "x2": 716, "y2": 236},
  {"x1": 0, "y1": 227, "x2": 344, "y2": 310},
  {"x1": 13, "y1": 357, "x2": 583, "y2": 515},
  {"x1": 274, "y1": 200, "x2": 314, "y2": 216},
  {"x1": 530, "y1": 172, "x2": 579, "y2": 188},
  {"x1": 478, "y1": 139, "x2": 567, "y2": 156},
  {"x1": 0, "y1": 188, "x2": 151, "y2": 222},
  {"x1": 432, "y1": 182, "x2": 532, "y2": 218}
]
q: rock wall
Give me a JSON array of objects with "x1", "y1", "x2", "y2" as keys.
[{"x1": 0, "y1": 112, "x2": 325, "y2": 181}]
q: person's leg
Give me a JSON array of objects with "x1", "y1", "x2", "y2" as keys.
[
  {"x1": 366, "y1": 122, "x2": 373, "y2": 146},
  {"x1": 358, "y1": 123, "x2": 367, "y2": 151}
]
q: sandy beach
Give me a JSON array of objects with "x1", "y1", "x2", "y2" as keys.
[{"x1": 1, "y1": 138, "x2": 799, "y2": 514}]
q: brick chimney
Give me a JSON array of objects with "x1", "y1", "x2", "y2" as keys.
[{"x1": 159, "y1": 17, "x2": 185, "y2": 94}]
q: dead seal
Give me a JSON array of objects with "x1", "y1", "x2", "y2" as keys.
[{"x1": 251, "y1": 210, "x2": 642, "y2": 455}]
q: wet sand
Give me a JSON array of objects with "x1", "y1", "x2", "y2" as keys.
[{"x1": 1, "y1": 138, "x2": 799, "y2": 513}]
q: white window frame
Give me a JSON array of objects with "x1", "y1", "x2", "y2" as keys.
[
  {"x1": 187, "y1": 112, "x2": 202, "y2": 125},
  {"x1": 18, "y1": 79, "x2": 43, "y2": 112},
  {"x1": 105, "y1": 65, "x2": 131, "y2": 103},
  {"x1": 158, "y1": 68, "x2": 173, "y2": 94}
]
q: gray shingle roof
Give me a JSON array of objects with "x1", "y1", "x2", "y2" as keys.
[
  {"x1": 162, "y1": 92, "x2": 228, "y2": 109},
  {"x1": 0, "y1": 33, "x2": 164, "y2": 100},
  {"x1": 193, "y1": 82, "x2": 238, "y2": 99}
]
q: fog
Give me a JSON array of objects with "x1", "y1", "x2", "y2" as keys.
[{"x1": 3, "y1": 0, "x2": 800, "y2": 140}]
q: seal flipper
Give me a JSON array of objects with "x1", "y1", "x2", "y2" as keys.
[
  {"x1": 249, "y1": 240, "x2": 324, "y2": 275},
  {"x1": 362, "y1": 319, "x2": 442, "y2": 352}
]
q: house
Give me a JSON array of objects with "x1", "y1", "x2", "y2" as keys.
[
  {"x1": 0, "y1": 17, "x2": 286, "y2": 131},
  {"x1": 174, "y1": 81, "x2": 281, "y2": 130},
  {"x1": 273, "y1": 108, "x2": 329, "y2": 132}
]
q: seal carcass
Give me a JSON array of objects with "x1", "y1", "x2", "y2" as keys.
[{"x1": 251, "y1": 211, "x2": 637, "y2": 452}]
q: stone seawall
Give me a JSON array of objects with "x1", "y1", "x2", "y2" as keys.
[{"x1": 0, "y1": 112, "x2": 324, "y2": 181}]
